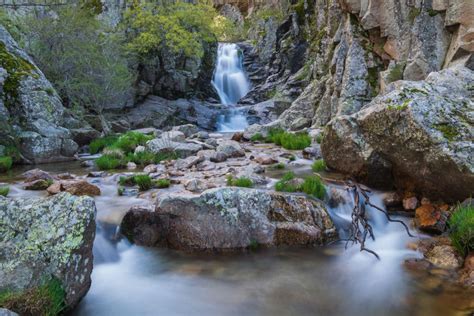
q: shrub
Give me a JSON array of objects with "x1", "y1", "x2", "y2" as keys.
[
  {"x1": 0, "y1": 277, "x2": 66, "y2": 316},
  {"x1": 449, "y1": 205, "x2": 474, "y2": 257},
  {"x1": 133, "y1": 174, "x2": 152, "y2": 191},
  {"x1": 312, "y1": 159, "x2": 326, "y2": 172},
  {"x1": 0, "y1": 186, "x2": 9, "y2": 197},
  {"x1": 89, "y1": 136, "x2": 118, "y2": 154},
  {"x1": 226, "y1": 175, "x2": 253, "y2": 188},
  {"x1": 300, "y1": 175, "x2": 326, "y2": 199},
  {"x1": 155, "y1": 178, "x2": 171, "y2": 189},
  {"x1": 274, "y1": 172, "x2": 299, "y2": 193},
  {"x1": 250, "y1": 133, "x2": 264, "y2": 142},
  {"x1": 0, "y1": 156, "x2": 12, "y2": 172},
  {"x1": 95, "y1": 155, "x2": 123, "y2": 170}
]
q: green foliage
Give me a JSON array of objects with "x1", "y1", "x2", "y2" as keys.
[
  {"x1": 0, "y1": 156, "x2": 13, "y2": 172},
  {"x1": 275, "y1": 172, "x2": 299, "y2": 193},
  {"x1": 275, "y1": 172, "x2": 326, "y2": 199},
  {"x1": 300, "y1": 176, "x2": 326, "y2": 199},
  {"x1": 113, "y1": 131, "x2": 153, "y2": 153},
  {"x1": 288, "y1": 155, "x2": 296, "y2": 161},
  {"x1": 0, "y1": 277, "x2": 66, "y2": 316},
  {"x1": 124, "y1": 1, "x2": 227, "y2": 58},
  {"x1": 312, "y1": 159, "x2": 326, "y2": 172},
  {"x1": 117, "y1": 186, "x2": 125, "y2": 196},
  {"x1": 273, "y1": 163, "x2": 285, "y2": 170},
  {"x1": 226, "y1": 175, "x2": 253, "y2": 188},
  {"x1": 250, "y1": 133, "x2": 264, "y2": 142},
  {"x1": 133, "y1": 174, "x2": 153, "y2": 191},
  {"x1": 266, "y1": 128, "x2": 311, "y2": 150},
  {"x1": 95, "y1": 155, "x2": 123, "y2": 170},
  {"x1": 89, "y1": 135, "x2": 118, "y2": 154},
  {"x1": 434, "y1": 123, "x2": 459, "y2": 142},
  {"x1": 449, "y1": 205, "x2": 474, "y2": 256},
  {"x1": 315, "y1": 134, "x2": 323, "y2": 144},
  {"x1": 155, "y1": 178, "x2": 171, "y2": 189},
  {"x1": 409, "y1": 7, "x2": 421, "y2": 23},
  {"x1": 386, "y1": 62, "x2": 406, "y2": 83},
  {"x1": 21, "y1": 7, "x2": 133, "y2": 113},
  {"x1": 0, "y1": 186, "x2": 9, "y2": 197}
]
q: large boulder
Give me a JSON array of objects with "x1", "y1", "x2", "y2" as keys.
[
  {"x1": 0, "y1": 26, "x2": 86, "y2": 163},
  {"x1": 0, "y1": 193, "x2": 96, "y2": 310},
  {"x1": 322, "y1": 67, "x2": 474, "y2": 202},
  {"x1": 120, "y1": 187, "x2": 337, "y2": 251}
]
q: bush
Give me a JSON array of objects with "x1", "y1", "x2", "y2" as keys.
[
  {"x1": 21, "y1": 7, "x2": 133, "y2": 118},
  {"x1": 0, "y1": 156, "x2": 12, "y2": 172},
  {"x1": 89, "y1": 136, "x2": 118, "y2": 154},
  {"x1": 0, "y1": 186, "x2": 9, "y2": 197},
  {"x1": 312, "y1": 159, "x2": 326, "y2": 172},
  {"x1": 133, "y1": 174, "x2": 152, "y2": 191},
  {"x1": 155, "y1": 178, "x2": 171, "y2": 189},
  {"x1": 0, "y1": 277, "x2": 65, "y2": 316},
  {"x1": 449, "y1": 205, "x2": 474, "y2": 256},
  {"x1": 300, "y1": 176, "x2": 326, "y2": 199},
  {"x1": 226, "y1": 175, "x2": 253, "y2": 188},
  {"x1": 95, "y1": 155, "x2": 123, "y2": 170}
]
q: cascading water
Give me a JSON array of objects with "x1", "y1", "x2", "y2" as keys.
[{"x1": 212, "y1": 43, "x2": 251, "y2": 132}]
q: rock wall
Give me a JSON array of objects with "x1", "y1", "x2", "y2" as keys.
[{"x1": 0, "y1": 26, "x2": 88, "y2": 163}]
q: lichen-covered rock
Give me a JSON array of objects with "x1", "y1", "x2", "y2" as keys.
[
  {"x1": 0, "y1": 26, "x2": 86, "y2": 163},
  {"x1": 0, "y1": 193, "x2": 96, "y2": 309},
  {"x1": 120, "y1": 187, "x2": 337, "y2": 251},
  {"x1": 216, "y1": 140, "x2": 245, "y2": 158},
  {"x1": 46, "y1": 180, "x2": 101, "y2": 197},
  {"x1": 322, "y1": 66, "x2": 474, "y2": 201}
]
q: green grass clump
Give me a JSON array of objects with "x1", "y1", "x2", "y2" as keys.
[
  {"x1": 155, "y1": 178, "x2": 170, "y2": 189},
  {"x1": 275, "y1": 172, "x2": 326, "y2": 199},
  {"x1": 0, "y1": 156, "x2": 13, "y2": 172},
  {"x1": 95, "y1": 155, "x2": 123, "y2": 170},
  {"x1": 250, "y1": 133, "x2": 264, "y2": 142},
  {"x1": 127, "y1": 151, "x2": 156, "y2": 166},
  {"x1": 89, "y1": 135, "x2": 118, "y2": 154},
  {"x1": 273, "y1": 163, "x2": 285, "y2": 170},
  {"x1": 312, "y1": 159, "x2": 327, "y2": 172},
  {"x1": 0, "y1": 186, "x2": 9, "y2": 197},
  {"x1": 449, "y1": 205, "x2": 474, "y2": 257},
  {"x1": 300, "y1": 175, "x2": 326, "y2": 199},
  {"x1": 288, "y1": 155, "x2": 296, "y2": 161},
  {"x1": 133, "y1": 174, "x2": 152, "y2": 191},
  {"x1": 275, "y1": 172, "x2": 299, "y2": 193},
  {"x1": 315, "y1": 134, "x2": 323, "y2": 144},
  {"x1": 117, "y1": 186, "x2": 124, "y2": 196},
  {"x1": 0, "y1": 277, "x2": 66, "y2": 316},
  {"x1": 266, "y1": 128, "x2": 311, "y2": 150},
  {"x1": 113, "y1": 131, "x2": 153, "y2": 153},
  {"x1": 226, "y1": 175, "x2": 254, "y2": 188}
]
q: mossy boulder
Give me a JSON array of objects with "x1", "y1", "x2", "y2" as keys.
[
  {"x1": 0, "y1": 193, "x2": 96, "y2": 311},
  {"x1": 322, "y1": 66, "x2": 474, "y2": 202}
]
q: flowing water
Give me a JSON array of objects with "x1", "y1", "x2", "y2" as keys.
[
  {"x1": 213, "y1": 43, "x2": 251, "y2": 132},
  {"x1": 1, "y1": 162, "x2": 472, "y2": 316}
]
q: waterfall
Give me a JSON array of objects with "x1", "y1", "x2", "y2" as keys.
[{"x1": 212, "y1": 43, "x2": 251, "y2": 132}]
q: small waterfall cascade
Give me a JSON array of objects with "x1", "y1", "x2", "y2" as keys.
[{"x1": 212, "y1": 43, "x2": 251, "y2": 132}]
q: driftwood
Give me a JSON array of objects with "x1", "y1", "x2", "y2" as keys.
[{"x1": 341, "y1": 180, "x2": 414, "y2": 259}]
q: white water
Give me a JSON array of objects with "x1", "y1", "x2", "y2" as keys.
[{"x1": 212, "y1": 43, "x2": 250, "y2": 132}]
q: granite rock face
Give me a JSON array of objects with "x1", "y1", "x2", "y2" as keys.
[
  {"x1": 321, "y1": 66, "x2": 474, "y2": 202},
  {"x1": 0, "y1": 193, "x2": 96, "y2": 309},
  {"x1": 121, "y1": 187, "x2": 337, "y2": 251}
]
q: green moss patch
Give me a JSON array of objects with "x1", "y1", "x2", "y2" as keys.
[
  {"x1": 0, "y1": 156, "x2": 13, "y2": 172},
  {"x1": 0, "y1": 186, "x2": 9, "y2": 197},
  {"x1": 434, "y1": 123, "x2": 459, "y2": 141}
]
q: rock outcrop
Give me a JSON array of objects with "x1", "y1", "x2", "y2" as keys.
[
  {"x1": 120, "y1": 187, "x2": 337, "y2": 251},
  {"x1": 0, "y1": 26, "x2": 84, "y2": 163},
  {"x1": 0, "y1": 193, "x2": 96, "y2": 310},
  {"x1": 321, "y1": 66, "x2": 474, "y2": 202}
]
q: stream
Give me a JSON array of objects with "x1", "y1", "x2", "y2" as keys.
[{"x1": 1, "y1": 160, "x2": 472, "y2": 316}]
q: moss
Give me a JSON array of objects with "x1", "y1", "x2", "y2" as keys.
[
  {"x1": 409, "y1": 7, "x2": 421, "y2": 23},
  {"x1": 0, "y1": 277, "x2": 66, "y2": 316},
  {"x1": 312, "y1": 159, "x2": 326, "y2": 172},
  {"x1": 226, "y1": 175, "x2": 253, "y2": 188},
  {"x1": 293, "y1": 0, "x2": 306, "y2": 24},
  {"x1": 0, "y1": 186, "x2": 9, "y2": 197},
  {"x1": 449, "y1": 205, "x2": 474, "y2": 257},
  {"x1": 434, "y1": 123, "x2": 459, "y2": 141},
  {"x1": 0, "y1": 42, "x2": 36, "y2": 108},
  {"x1": 427, "y1": 8, "x2": 439, "y2": 17},
  {"x1": 367, "y1": 67, "x2": 379, "y2": 95},
  {"x1": 388, "y1": 99, "x2": 410, "y2": 111},
  {"x1": 80, "y1": 0, "x2": 103, "y2": 15},
  {"x1": 386, "y1": 62, "x2": 406, "y2": 83},
  {"x1": 0, "y1": 156, "x2": 13, "y2": 172}
]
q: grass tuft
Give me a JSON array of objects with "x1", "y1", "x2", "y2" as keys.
[
  {"x1": 0, "y1": 156, "x2": 13, "y2": 172},
  {"x1": 226, "y1": 175, "x2": 254, "y2": 188},
  {"x1": 266, "y1": 128, "x2": 311, "y2": 150},
  {"x1": 95, "y1": 155, "x2": 123, "y2": 170},
  {"x1": 0, "y1": 186, "x2": 9, "y2": 197},
  {"x1": 274, "y1": 172, "x2": 325, "y2": 199},
  {"x1": 155, "y1": 178, "x2": 170, "y2": 189},
  {"x1": 133, "y1": 174, "x2": 152, "y2": 191},
  {"x1": 89, "y1": 135, "x2": 118, "y2": 154},
  {"x1": 449, "y1": 205, "x2": 474, "y2": 257},
  {"x1": 312, "y1": 159, "x2": 326, "y2": 172}
]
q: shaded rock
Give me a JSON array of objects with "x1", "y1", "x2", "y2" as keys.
[
  {"x1": 382, "y1": 191, "x2": 403, "y2": 208},
  {"x1": 321, "y1": 67, "x2": 474, "y2": 202},
  {"x1": 302, "y1": 146, "x2": 322, "y2": 159},
  {"x1": 143, "y1": 164, "x2": 157, "y2": 174},
  {"x1": 459, "y1": 252, "x2": 474, "y2": 287},
  {"x1": 87, "y1": 171, "x2": 106, "y2": 178},
  {"x1": 21, "y1": 168, "x2": 53, "y2": 183},
  {"x1": 415, "y1": 204, "x2": 448, "y2": 234},
  {"x1": 172, "y1": 124, "x2": 199, "y2": 137},
  {"x1": 23, "y1": 179, "x2": 51, "y2": 191},
  {"x1": 403, "y1": 196, "x2": 419, "y2": 211},
  {"x1": 216, "y1": 140, "x2": 245, "y2": 158},
  {"x1": 0, "y1": 193, "x2": 96, "y2": 309},
  {"x1": 183, "y1": 178, "x2": 216, "y2": 193},
  {"x1": 70, "y1": 127, "x2": 101, "y2": 146},
  {"x1": 47, "y1": 180, "x2": 101, "y2": 197},
  {"x1": 175, "y1": 155, "x2": 204, "y2": 170},
  {"x1": 231, "y1": 132, "x2": 243, "y2": 142},
  {"x1": 425, "y1": 245, "x2": 463, "y2": 269},
  {"x1": 126, "y1": 162, "x2": 137, "y2": 170},
  {"x1": 121, "y1": 187, "x2": 337, "y2": 251},
  {"x1": 161, "y1": 131, "x2": 186, "y2": 142}
]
